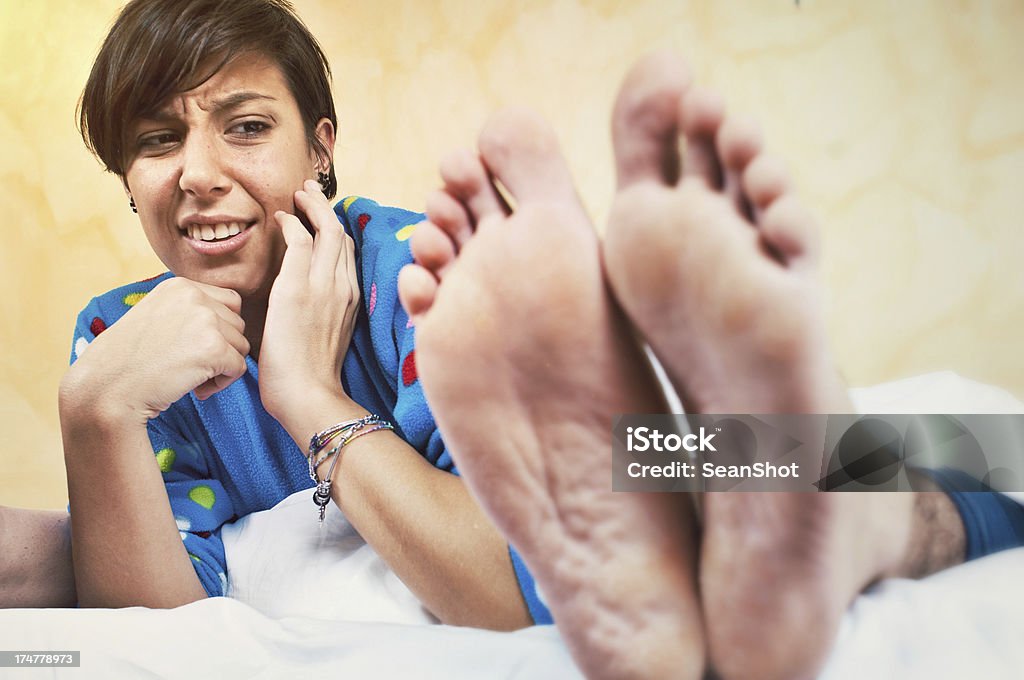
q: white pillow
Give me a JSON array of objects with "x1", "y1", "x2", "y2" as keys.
[{"x1": 222, "y1": 489, "x2": 437, "y2": 625}]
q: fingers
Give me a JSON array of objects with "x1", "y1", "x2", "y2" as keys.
[
  {"x1": 196, "y1": 372, "x2": 241, "y2": 401},
  {"x1": 276, "y1": 210, "x2": 313, "y2": 283},
  {"x1": 154, "y1": 277, "x2": 246, "y2": 335},
  {"x1": 295, "y1": 179, "x2": 345, "y2": 284},
  {"x1": 218, "y1": 314, "x2": 250, "y2": 358},
  {"x1": 290, "y1": 178, "x2": 360, "y2": 314},
  {"x1": 338, "y1": 231, "x2": 360, "y2": 325},
  {"x1": 186, "y1": 281, "x2": 246, "y2": 335},
  {"x1": 194, "y1": 321, "x2": 249, "y2": 400},
  {"x1": 189, "y1": 280, "x2": 243, "y2": 315}
]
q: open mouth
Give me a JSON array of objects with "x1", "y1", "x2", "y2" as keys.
[{"x1": 184, "y1": 221, "x2": 255, "y2": 243}]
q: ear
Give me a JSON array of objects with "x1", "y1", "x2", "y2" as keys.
[{"x1": 313, "y1": 117, "x2": 336, "y2": 172}]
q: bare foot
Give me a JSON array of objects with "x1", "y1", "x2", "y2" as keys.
[
  {"x1": 603, "y1": 52, "x2": 915, "y2": 680},
  {"x1": 398, "y1": 109, "x2": 705, "y2": 679}
]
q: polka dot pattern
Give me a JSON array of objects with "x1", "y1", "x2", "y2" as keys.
[
  {"x1": 368, "y1": 282, "x2": 377, "y2": 316},
  {"x1": 74, "y1": 337, "x2": 90, "y2": 360},
  {"x1": 402, "y1": 350, "x2": 418, "y2": 387},
  {"x1": 188, "y1": 485, "x2": 216, "y2": 510},
  {"x1": 155, "y1": 447, "x2": 176, "y2": 473},
  {"x1": 123, "y1": 292, "x2": 147, "y2": 307},
  {"x1": 395, "y1": 224, "x2": 417, "y2": 242},
  {"x1": 357, "y1": 213, "x2": 371, "y2": 231},
  {"x1": 89, "y1": 317, "x2": 107, "y2": 336}
]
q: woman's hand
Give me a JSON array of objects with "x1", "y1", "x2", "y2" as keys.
[
  {"x1": 258, "y1": 180, "x2": 361, "y2": 427},
  {"x1": 60, "y1": 278, "x2": 249, "y2": 425}
]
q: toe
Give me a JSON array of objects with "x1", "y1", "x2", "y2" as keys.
[
  {"x1": 611, "y1": 50, "x2": 692, "y2": 190},
  {"x1": 439, "y1": 148, "x2": 508, "y2": 226},
  {"x1": 680, "y1": 86, "x2": 726, "y2": 189},
  {"x1": 742, "y1": 154, "x2": 792, "y2": 213},
  {"x1": 425, "y1": 189, "x2": 474, "y2": 250},
  {"x1": 397, "y1": 263, "x2": 439, "y2": 323},
  {"x1": 716, "y1": 115, "x2": 762, "y2": 212},
  {"x1": 759, "y1": 194, "x2": 819, "y2": 266},
  {"x1": 409, "y1": 219, "x2": 458, "y2": 276},
  {"x1": 477, "y1": 106, "x2": 579, "y2": 203}
]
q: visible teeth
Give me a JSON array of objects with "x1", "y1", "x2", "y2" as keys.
[{"x1": 186, "y1": 221, "x2": 248, "y2": 242}]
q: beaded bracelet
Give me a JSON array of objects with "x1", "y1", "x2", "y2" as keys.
[
  {"x1": 307, "y1": 415, "x2": 377, "y2": 459},
  {"x1": 307, "y1": 415, "x2": 393, "y2": 524},
  {"x1": 310, "y1": 417, "x2": 376, "y2": 472},
  {"x1": 306, "y1": 415, "x2": 379, "y2": 481}
]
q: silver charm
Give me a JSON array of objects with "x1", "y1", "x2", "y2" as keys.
[{"x1": 313, "y1": 483, "x2": 332, "y2": 525}]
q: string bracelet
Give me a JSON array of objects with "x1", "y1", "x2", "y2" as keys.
[
  {"x1": 307, "y1": 415, "x2": 376, "y2": 460},
  {"x1": 307, "y1": 415, "x2": 393, "y2": 524},
  {"x1": 310, "y1": 416, "x2": 380, "y2": 471},
  {"x1": 313, "y1": 422, "x2": 393, "y2": 475},
  {"x1": 306, "y1": 414, "x2": 378, "y2": 482}
]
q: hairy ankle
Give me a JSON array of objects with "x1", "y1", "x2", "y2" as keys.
[{"x1": 894, "y1": 477, "x2": 967, "y2": 579}]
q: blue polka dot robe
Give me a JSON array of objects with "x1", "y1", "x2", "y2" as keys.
[{"x1": 67, "y1": 197, "x2": 551, "y2": 624}]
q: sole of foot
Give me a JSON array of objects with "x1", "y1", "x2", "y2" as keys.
[
  {"x1": 399, "y1": 106, "x2": 705, "y2": 680},
  {"x1": 602, "y1": 51, "x2": 913, "y2": 680}
]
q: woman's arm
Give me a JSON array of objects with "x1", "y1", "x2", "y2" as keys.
[
  {"x1": 60, "y1": 391, "x2": 207, "y2": 608},
  {"x1": 0, "y1": 507, "x2": 76, "y2": 608},
  {"x1": 261, "y1": 185, "x2": 531, "y2": 630},
  {"x1": 60, "y1": 278, "x2": 250, "y2": 608},
  {"x1": 280, "y1": 395, "x2": 532, "y2": 630}
]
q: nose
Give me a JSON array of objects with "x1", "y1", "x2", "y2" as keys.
[{"x1": 178, "y1": 132, "x2": 231, "y2": 198}]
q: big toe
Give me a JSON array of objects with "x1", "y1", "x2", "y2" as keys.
[
  {"x1": 477, "y1": 106, "x2": 579, "y2": 203},
  {"x1": 611, "y1": 50, "x2": 693, "y2": 189}
]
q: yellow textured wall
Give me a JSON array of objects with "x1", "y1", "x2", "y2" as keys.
[{"x1": 2, "y1": 0, "x2": 1022, "y2": 509}]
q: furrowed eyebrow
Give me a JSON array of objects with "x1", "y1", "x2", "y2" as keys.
[
  {"x1": 210, "y1": 91, "x2": 277, "y2": 114},
  {"x1": 144, "y1": 91, "x2": 278, "y2": 122}
]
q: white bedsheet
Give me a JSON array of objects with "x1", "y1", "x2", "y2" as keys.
[
  {"x1": 0, "y1": 599, "x2": 577, "y2": 679},
  {"x1": 1, "y1": 372, "x2": 1021, "y2": 679}
]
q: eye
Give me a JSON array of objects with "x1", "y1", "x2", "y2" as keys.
[
  {"x1": 138, "y1": 132, "x2": 180, "y2": 149},
  {"x1": 229, "y1": 120, "x2": 271, "y2": 138}
]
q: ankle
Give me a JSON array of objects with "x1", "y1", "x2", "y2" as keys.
[{"x1": 894, "y1": 482, "x2": 967, "y2": 579}]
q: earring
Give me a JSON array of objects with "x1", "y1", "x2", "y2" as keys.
[
  {"x1": 129, "y1": 195, "x2": 138, "y2": 214},
  {"x1": 317, "y1": 170, "x2": 330, "y2": 195}
]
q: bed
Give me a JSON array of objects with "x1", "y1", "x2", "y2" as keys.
[{"x1": 2, "y1": 372, "x2": 1021, "y2": 679}]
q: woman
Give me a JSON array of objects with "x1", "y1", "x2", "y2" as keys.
[{"x1": 57, "y1": 0, "x2": 547, "y2": 629}]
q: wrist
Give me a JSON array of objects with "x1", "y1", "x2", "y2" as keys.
[
  {"x1": 59, "y1": 363, "x2": 147, "y2": 432},
  {"x1": 275, "y1": 389, "x2": 369, "y2": 451}
]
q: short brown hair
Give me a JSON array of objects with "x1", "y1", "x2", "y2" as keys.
[{"x1": 79, "y1": 0, "x2": 338, "y2": 198}]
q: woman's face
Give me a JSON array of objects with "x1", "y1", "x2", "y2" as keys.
[{"x1": 124, "y1": 52, "x2": 333, "y2": 300}]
